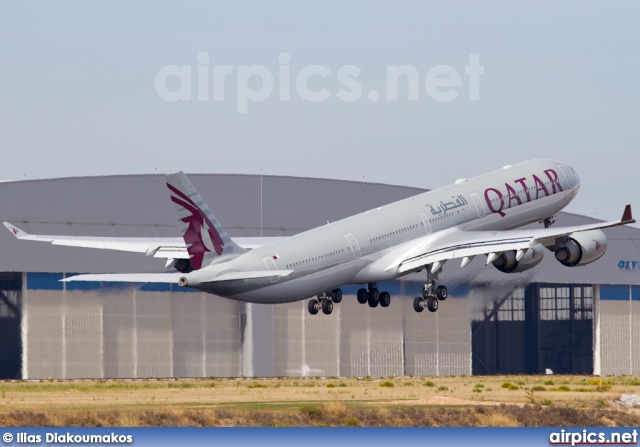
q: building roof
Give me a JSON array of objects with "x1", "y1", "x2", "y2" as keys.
[{"x1": 0, "y1": 174, "x2": 423, "y2": 273}]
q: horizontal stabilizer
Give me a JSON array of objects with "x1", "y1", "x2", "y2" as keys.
[{"x1": 61, "y1": 273, "x2": 183, "y2": 283}]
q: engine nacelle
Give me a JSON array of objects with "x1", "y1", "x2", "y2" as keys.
[
  {"x1": 492, "y1": 244, "x2": 544, "y2": 273},
  {"x1": 174, "y1": 258, "x2": 194, "y2": 273},
  {"x1": 554, "y1": 229, "x2": 607, "y2": 267}
]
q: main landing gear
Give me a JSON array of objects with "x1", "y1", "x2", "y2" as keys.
[
  {"x1": 356, "y1": 283, "x2": 391, "y2": 308},
  {"x1": 308, "y1": 288, "x2": 342, "y2": 315},
  {"x1": 543, "y1": 215, "x2": 556, "y2": 228},
  {"x1": 413, "y1": 265, "x2": 448, "y2": 313}
]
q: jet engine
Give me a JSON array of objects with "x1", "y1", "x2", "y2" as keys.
[
  {"x1": 492, "y1": 244, "x2": 545, "y2": 273},
  {"x1": 174, "y1": 258, "x2": 194, "y2": 273},
  {"x1": 553, "y1": 229, "x2": 607, "y2": 267}
]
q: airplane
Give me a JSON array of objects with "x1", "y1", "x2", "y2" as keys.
[{"x1": 4, "y1": 159, "x2": 635, "y2": 316}]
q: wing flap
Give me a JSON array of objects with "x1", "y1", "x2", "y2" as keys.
[
  {"x1": 397, "y1": 237, "x2": 533, "y2": 274},
  {"x1": 48, "y1": 239, "x2": 184, "y2": 255}
]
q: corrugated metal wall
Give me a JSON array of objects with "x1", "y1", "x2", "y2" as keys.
[
  {"x1": 23, "y1": 274, "x2": 244, "y2": 379},
  {"x1": 267, "y1": 283, "x2": 471, "y2": 378},
  {"x1": 596, "y1": 285, "x2": 640, "y2": 376},
  {"x1": 21, "y1": 275, "x2": 471, "y2": 379}
]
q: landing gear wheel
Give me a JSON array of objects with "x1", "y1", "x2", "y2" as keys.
[
  {"x1": 413, "y1": 297, "x2": 424, "y2": 313},
  {"x1": 367, "y1": 289, "x2": 379, "y2": 308},
  {"x1": 331, "y1": 289, "x2": 343, "y2": 304},
  {"x1": 357, "y1": 288, "x2": 368, "y2": 304},
  {"x1": 436, "y1": 285, "x2": 448, "y2": 301},
  {"x1": 308, "y1": 299, "x2": 319, "y2": 315},
  {"x1": 427, "y1": 296, "x2": 439, "y2": 312},
  {"x1": 321, "y1": 299, "x2": 334, "y2": 315},
  {"x1": 379, "y1": 291, "x2": 391, "y2": 307}
]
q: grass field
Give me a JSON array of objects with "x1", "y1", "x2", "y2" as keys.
[{"x1": 2, "y1": 375, "x2": 640, "y2": 427}]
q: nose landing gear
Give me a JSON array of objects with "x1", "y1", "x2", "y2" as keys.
[
  {"x1": 412, "y1": 294, "x2": 439, "y2": 312},
  {"x1": 413, "y1": 264, "x2": 448, "y2": 313}
]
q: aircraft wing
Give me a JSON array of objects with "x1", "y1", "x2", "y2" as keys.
[
  {"x1": 387, "y1": 205, "x2": 635, "y2": 274},
  {"x1": 3, "y1": 222, "x2": 287, "y2": 259}
]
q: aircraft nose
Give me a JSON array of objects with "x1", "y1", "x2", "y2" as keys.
[
  {"x1": 564, "y1": 163, "x2": 580, "y2": 189},
  {"x1": 570, "y1": 165, "x2": 581, "y2": 187}
]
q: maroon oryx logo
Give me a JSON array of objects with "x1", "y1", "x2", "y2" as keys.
[{"x1": 167, "y1": 183, "x2": 224, "y2": 269}]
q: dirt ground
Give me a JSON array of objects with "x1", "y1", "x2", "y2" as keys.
[{"x1": 1, "y1": 375, "x2": 640, "y2": 426}]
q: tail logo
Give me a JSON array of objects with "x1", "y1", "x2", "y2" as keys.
[{"x1": 167, "y1": 183, "x2": 224, "y2": 269}]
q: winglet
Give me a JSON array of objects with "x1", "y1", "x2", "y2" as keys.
[
  {"x1": 622, "y1": 205, "x2": 634, "y2": 223},
  {"x1": 3, "y1": 222, "x2": 28, "y2": 239}
]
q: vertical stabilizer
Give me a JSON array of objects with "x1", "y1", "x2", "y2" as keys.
[{"x1": 165, "y1": 172, "x2": 246, "y2": 269}]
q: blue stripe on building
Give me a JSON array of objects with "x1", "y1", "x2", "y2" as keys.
[
  {"x1": 26, "y1": 272, "x2": 64, "y2": 290},
  {"x1": 600, "y1": 284, "x2": 631, "y2": 301}
]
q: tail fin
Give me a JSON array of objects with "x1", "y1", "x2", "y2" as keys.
[{"x1": 165, "y1": 172, "x2": 246, "y2": 269}]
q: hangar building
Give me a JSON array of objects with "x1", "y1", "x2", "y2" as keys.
[{"x1": 0, "y1": 174, "x2": 639, "y2": 379}]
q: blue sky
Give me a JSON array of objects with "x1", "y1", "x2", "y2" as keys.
[{"x1": 1, "y1": 1, "x2": 638, "y2": 221}]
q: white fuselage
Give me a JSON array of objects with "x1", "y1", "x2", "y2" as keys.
[{"x1": 183, "y1": 159, "x2": 580, "y2": 303}]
